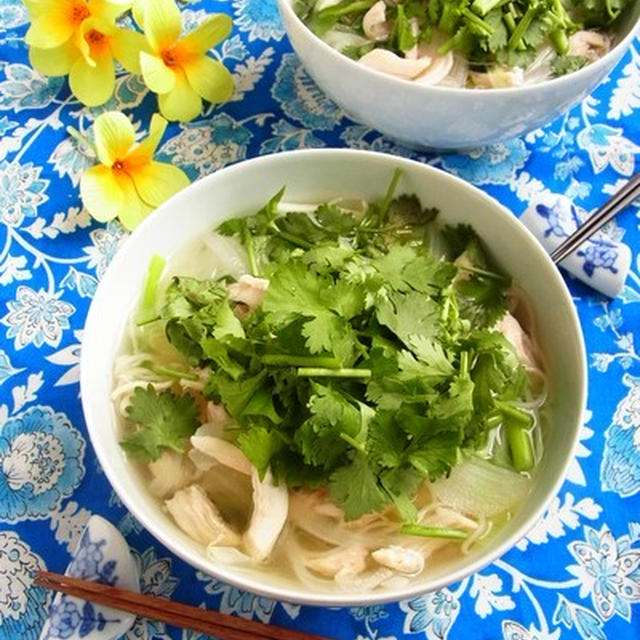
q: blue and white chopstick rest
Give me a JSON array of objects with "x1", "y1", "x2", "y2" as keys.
[
  {"x1": 39, "y1": 515, "x2": 139, "y2": 640},
  {"x1": 521, "y1": 193, "x2": 632, "y2": 298}
]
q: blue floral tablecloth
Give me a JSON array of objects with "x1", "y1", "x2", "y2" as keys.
[{"x1": 1, "y1": 1, "x2": 639, "y2": 640}]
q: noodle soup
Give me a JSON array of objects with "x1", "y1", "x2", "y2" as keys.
[
  {"x1": 294, "y1": 0, "x2": 634, "y2": 89},
  {"x1": 113, "y1": 181, "x2": 548, "y2": 592}
]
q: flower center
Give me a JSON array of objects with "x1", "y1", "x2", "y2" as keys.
[
  {"x1": 112, "y1": 160, "x2": 125, "y2": 171},
  {"x1": 161, "y1": 49, "x2": 179, "y2": 67},
  {"x1": 72, "y1": 2, "x2": 90, "y2": 23},
  {"x1": 86, "y1": 29, "x2": 105, "y2": 45}
]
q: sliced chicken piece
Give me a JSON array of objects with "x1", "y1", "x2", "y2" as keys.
[
  {"x1": 243, "y1": 468, "x2": 289, "y2": 562},
  {"x1": 363, "y1": 1, "x2": 391, "y2": 41},
  {"x1": 165, "y1": 485, "x2": 241, "y2": 546},
  {"x1": 229, "y1": 274, "x2": 269, "y2": 310},
  {"x1": 358, "y1": 48, "x2": 432, "y2": 79},
  {"x1": 190, "y1": 432, "x2": 252, "y2": 476},
  {"x1": 372, "y1": 546, "x2": 425, "y2": 575},
  {"x1": 306, "y1": 545, "x2": 369, "y2": 579},
  {"x1": 148, "y1": 450, "x2": 200, "y2": 499},
  {"x1": 569, "y1": 30, "x2": 610, "y2": 62},
  {"x1": 495, "y1": 312, "x2": 537, "y2": 368}
]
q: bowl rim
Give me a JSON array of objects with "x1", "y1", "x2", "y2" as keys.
[
  {"x1": 276, "y1": 0, "x2": 640, "y2": 96},
  {"x1": 81, "y1": 148, "x2": 588, "y2": 606}
]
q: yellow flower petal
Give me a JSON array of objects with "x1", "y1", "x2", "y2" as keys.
[
  {"x1": 93, "y1": 111, "x2": 136, "y2": 166},
  {"x1": 183, "y1": 55, "x2": 234, "y2": 105},
  {"x1": 126, "y1": 113, "x2": 167, "y2": 166},
  {"x1": 76, "y1": 17, "x2": 115, "y2": 66},
  {"x1": 129, "y1": 161, "x2": 190, "y2": 208},
  {"x1": 140, "y1": 50, "x2": 176, "y2": 94},
  {"x1": 118, "y1": 172, "x2": 153, "y2": 230},
  {"x1": 25, "y1": 2, "x2": 77, "y2": 49},
  {"x1": 69, "y1": 53, "x2": 115, "y2": 106},
  {"x1": 157, "y1": 70, "x2": 202, "y2": 122},
  {"x1": 29, "y1": 41, "x2": 78, "y2": 76},
  {"x1": 80, "y1": 164, "x2": 124, "y2": 222},
  {"x1": 181, "y1": 14, "x2": 232, "y2": 54},
  {"x1": 131, "y1": 0, "x2": 147, "y2": 28},
  {"x1": 110, "y1": 27, "x2": 148, "y2": 74},
  {"x1": 88, "y1": 0, "x2": 130, "y2": 23},
  {"x1": 143, "y1": 0, "x2": 182, "y2": 52}
]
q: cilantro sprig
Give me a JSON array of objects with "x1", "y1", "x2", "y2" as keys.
[{"x1": 122, "y1": 175, "x2": 537, "y2": 520}]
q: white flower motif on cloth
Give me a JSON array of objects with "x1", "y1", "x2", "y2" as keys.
[
  {"x1": 232, "y1": 0, "x2": 285, "y2": 42},
  {"x1": 567, "y1": 524, "x2": 640, "y2": 622},
  {"x1": 230, "y1": 47, "x2": 276, "y2": 103},
  {"x1": 552, "y1": 594, "x2": 607, "y2": 640},
  {"x1": 271, "y1": 53, "x2": 344, "y2": 131},
  {"x1": 601, "y1": 373, "x2": 640, "y2": 497},
  {"x1": 48, "y1": 137, "x2": 94, "y2": 188},
  {"x1": 0, "y1": 0, "x2": 28, "y2": 30},
  {"x1": 196, "y1": 572, "x2": 300, "y2": 623},
  {"x1": 0, "y1": 64, "x2": 63, "y2": 112},
  {"x1": 565, "y1": 411, "x2": 594, "y2": 486},
  {"x1": 0, "y1": 161, "x2": 48, "y2": 226},
  {"x1": 48, "y1": 501, "x2": 92, "y2": 554},
  {"x1": 83, "y1": 222, "x2": 127, "y2": 280},
  {"x1": 120, "y1": 548, "x2": 178, "y2": 640},
  {"x1": 340, "y1": 125, "x2": 420, "y2": 159},
  {"x1": 2, "y1": 286, "x2": 75, "y2": 350},
  {"x1": 45, "y1": 330, "x2": 82, "y2": 389},
  {"x1": 0, "y1": 405, "x2": 85, "y2": 522},
  {"x1": 0, "y1": 254, "x2": 31, "y2": 286},
  {"x1": 439, "y1": 138, "x2": 530, "y2": 185},
  {"x1": 400, "y1": 588, "x2": 460, "y2": 640},
  {"x1": 0, "y1": 348, "x2": 23, "y2": 385},
  {"x1": 260, "y1": 119, "x2": 325, "y2": 154},
  {"x1": 11, "y1": 372, "x2": 45, "y2": 414},
  {"x1": 501, "y1": 621, "x2": 560, "y2": 640},
  {"x1": 577, "y1": 124, "x2": 640, "y2": 176},
  {"x1": 608, "y1": 45, "x2": 640, "y2": 120},
  {"x1": 3, "y1": 431, "x2": 64, "y2": 493},
  {"x1": 469, "y1": 573, "x2": 515, "y2": 618},
  {"x1": 0, "y1": 531, "x2": 50, "y2": 640},
  {"x1": 516, "y1": 492, "x2": 601, "y2": 551},
  {"x1": 159, "y1": 114, "x2": 252, "y2": 179}
]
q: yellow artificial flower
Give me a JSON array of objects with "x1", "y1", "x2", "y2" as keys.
[
  {"x1": 80, "y1": 111, "x2": 190, "y2": 230},
  {"x1": 24, "y1": 0, "x2": 129, "y2": 50},
  {"x1": 138, "y1": 0, "x2": 234, "y2": 121},
  {"x1": 26, "y1": 0, "x2": 146, "y2": 106}
]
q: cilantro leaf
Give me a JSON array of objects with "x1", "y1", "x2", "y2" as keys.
[
  {"x1": 121, "y1": 385, "x2": 199, "y2": 461},
  {"x1": 329, "y1": 453, "x2": 389, "y2": 520},
  {"x1": 237, "y1": 426, "x2": 284, "y2": 479},
  {"x1": 552, "y1": 54, "x2": 588, "y2": 76},
  {"x1": 408, "y1": 432, "x2": 461, "y2": 481},
  {"x1": 375, "y1": 291, "x2": 441, "y2": 346}
]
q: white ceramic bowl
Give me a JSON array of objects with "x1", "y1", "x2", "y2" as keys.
[
  {"x1": 81, "y1": 149, "x2": 587, "y2": 606},
  {"x1": 277, "y1": 0, "x2": 640, "y2": 149}
]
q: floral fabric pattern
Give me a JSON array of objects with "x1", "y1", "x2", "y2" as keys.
[{"x1": 0, "y1": 1, "x2": 639, "y2": 639}]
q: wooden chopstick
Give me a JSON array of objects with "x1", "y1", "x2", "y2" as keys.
[
  {"x1": 34, "y1": 571, "x2": 333, "y2": 640},
  {"x1": 550, "y1": 171, "x2": 640, "y2": 264}
]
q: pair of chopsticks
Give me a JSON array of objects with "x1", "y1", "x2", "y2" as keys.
[
  {"x1": 34, "y1": 571, "x2": 332, "y2": 640},
  {"x1": 551, "y1": 171, "x2": 640, "y2": 264}
]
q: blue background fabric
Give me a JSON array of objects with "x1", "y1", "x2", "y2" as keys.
[{"x1": 0, "y1": 1, "x2": 639, "y2": 639}]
